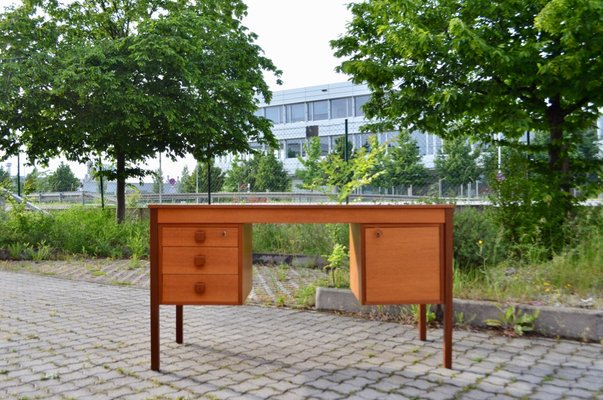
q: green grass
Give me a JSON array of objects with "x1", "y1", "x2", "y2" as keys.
[
  {"x1": 0, "y1": 201, "x2": 600, "y2": 309},
  {"x1": 252, "y1": 223, "x2": 347, "y2": 256},
  {"x1": 454, "y1": 226, "x2": 603, "y2": 307}
]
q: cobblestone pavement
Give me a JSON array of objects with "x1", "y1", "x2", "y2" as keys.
[
  {"x1": 1, "y1": 271, "x2": 602, "y2": 400},
  {"x1": 0, "y1": 260, "x2": 326, "y2": 307}
]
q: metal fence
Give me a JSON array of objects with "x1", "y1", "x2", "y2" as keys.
[{"x1": 3, "y1": 118, "x2": 496, "y2": 208}]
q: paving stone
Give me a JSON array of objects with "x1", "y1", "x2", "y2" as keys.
[{"x1": 2, "y1": 270, "x2": 603, "y2": 400}]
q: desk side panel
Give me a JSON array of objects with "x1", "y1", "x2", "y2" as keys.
[{"x1": 349, "y1": 224, "x2": 364, "y2": 303}]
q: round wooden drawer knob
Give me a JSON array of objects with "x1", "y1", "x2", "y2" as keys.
[
  {"x1": 194, "y1": 255, "x2": 206, "y2": 267},
  {"x1": 195, "y1": 231, "x2": 206, "y2": 243},
  {"x1": 194, "y1": 282, "x2": 206, "y2": 294}
]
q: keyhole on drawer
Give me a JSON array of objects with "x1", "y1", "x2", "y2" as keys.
[
  {"x1": 222, "y1": 231, "x2": 227, "y2": 238},
  {"x1": 375, "y1": 229, "x2": 383, "y2": 239}
]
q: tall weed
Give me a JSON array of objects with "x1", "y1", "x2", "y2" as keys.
[
  {"x1": 0, "y1": 206, "x2": 148, "y2": 259},
  {"x1": 453, "y1": 207, "x2": 508, "y2": 269},
  {"x1": 253, "y1": 223, "x2": 348, "y2": 256}
]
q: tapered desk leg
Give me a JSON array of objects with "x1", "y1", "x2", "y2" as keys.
[
  {"x1": 176, "y1": 305, "x2": 183, "y2": 344},
  {"x1": 151, "y1": 301, "x2": 160, "y2": 371},
  {"x1": 443, "y1": 208, "x2": 454, "y2": 369},
  {"x1": 443, "y1": 302, "x2": 452, "y2": 369},
  {"x1": 150, "y1": 208, "x2": 160, "y2": 371},
  {"x1": 418, "y1": 304, "x2": 427, "y2": 341}
]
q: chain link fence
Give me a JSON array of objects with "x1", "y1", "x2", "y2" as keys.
[{"x1": 2, "y1": 119, "x2": 498, "y2": 209}]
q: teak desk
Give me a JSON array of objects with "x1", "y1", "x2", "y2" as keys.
[{"x1": 149, "y1": 204, "x2": 454, "y2": 370}]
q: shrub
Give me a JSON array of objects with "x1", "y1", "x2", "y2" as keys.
[
  {"x1": 453, "y1": 207, "x2": 508, "y2": 269},
  {"x1": 0, "y1": 205, "x2": 148, "y2": 260}
]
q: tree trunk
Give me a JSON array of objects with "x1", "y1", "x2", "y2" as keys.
[
  {"x1": 116, "y1": 151, "x2": 126, "y2": 223},
  {"x1": 546, "y1": 98, "x2": 572, "y2": 213}
]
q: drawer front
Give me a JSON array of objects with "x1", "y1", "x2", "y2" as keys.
[
  {"x1": 364, "y1": 225, "x2": 442, "y2": 304},
  {"x1": 161, "y1": 274, "x2": 240, "y2": 304},
  {"x1": 161, "y1": 226, "x2": 238, "y2": 247},
  {"x1": 161, "y1": 247, "x2": 238, "y2": 274}
]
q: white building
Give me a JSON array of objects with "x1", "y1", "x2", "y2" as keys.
[{"x1": 215, "y1": 81, "x2": 444, "y2": 174}]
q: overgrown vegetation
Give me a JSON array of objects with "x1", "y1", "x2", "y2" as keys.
[
  {"x1": 0, "y1": 201, "x2": 148, "y2": 260},
  {"x1": 1, "y1": 189, "x2": 601, "y2": 308},
  {"x1": 453, "y1": 206, "x2": 603, "y2": 307}
]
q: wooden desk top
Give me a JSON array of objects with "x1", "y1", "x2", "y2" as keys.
[{"x1": 149, "y1": 204, "x2": 454, "y2": 224}]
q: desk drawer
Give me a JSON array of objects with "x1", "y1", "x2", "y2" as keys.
[
  {"x1": 161, "y1": 226, "x2": 238, "y2": 247},
  {"x1": 161, "y1": 247, "x2": 238, "y2": 274},
  {"x1": 162, "y1": 274, "x2": 240, "y2": 304}
]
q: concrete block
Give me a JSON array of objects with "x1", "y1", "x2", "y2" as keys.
[{"x1": 316, "y1": 289, "x2": 603, "y2": 342}]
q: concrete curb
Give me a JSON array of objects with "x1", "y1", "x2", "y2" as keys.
[{"x1": 315, "y1": 287, "x2": 603, "y2": 342}]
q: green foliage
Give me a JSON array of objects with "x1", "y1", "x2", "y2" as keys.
[
  {"x1": 179, "y1": 161, "x2": 225, "y2": 193},
  {"x1": 453, "y1": 208, "x2": 508, "y2": 270},
  {"x1": 0, "y1": 166, "x2": 11, "y2": 189},
  {"x1": 319, "y1": 135, "x2": 386, "y2": 202},
  {"x1": 323, "y1": 243, "x2": 349, "y2": 288},
  {"x1": 485, "y1": 305, "x2": 540, "y2": 337},
  {"x1": 0, "y1": 0, "x2": 280, "y2": 222},
  {"x1": 224, "y1": 152, "x2": 290, "y2": 192},
  {"x1": 294, "y1": 283, "x2": 320, "y2": 309},
  {"x1": 453, "y1": 206, "x2": 603, "y2": 306},
  {"x1": 0, "y1": 205, "x2": 148, "y2": 259},
  {"x1": 255, "y1": 152, "x2": 290, "y2": 192},
  {"x1": 23, "y1": 167, "x2": 49, "y2": 194},
  {"x1": 379, "y1": 130, "x2": 429, "y2": 191},
  {"x1": 47, "y1": 162, "x2": 80, "y2": 192},
  {"x1": 252, "y1": 223, "x2": 348, "y2": 256},
  {"x1": 332, "y1": 0, "x2": 603, "y2": 225},
  {"x1": 296, "y1": 137, "x2": 325, "y2": 191},
  {"x1": 435, "y1": 137, "x2": 480, "y2": 189},
  {"x1": 410, "y1": 304, "x2": 436, "y2": 326}
]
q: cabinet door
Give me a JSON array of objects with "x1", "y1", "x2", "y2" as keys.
[{"x1": 364, "y1": 226, "x2": 442, "y2": 304}]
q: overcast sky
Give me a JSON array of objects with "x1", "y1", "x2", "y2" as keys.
[
  {"x1": 243, "y1": 0, "x2": 354, "y2": 90},
  {"x1": 0, "y1": 0, "x2": 356, "y2": 179}
]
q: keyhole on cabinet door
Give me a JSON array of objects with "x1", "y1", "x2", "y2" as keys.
[{"x1": 375, "y1": 229, "x2": 383, "y2": 239}]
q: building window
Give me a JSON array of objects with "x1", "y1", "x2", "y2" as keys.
[
  {"x1": 412, "y1": 131, "x2": 427, "y2": 156},
  {"x1": 331, "y1": 97, "x2": 353, "y2": 119},
  {"x1": 320, "y1": 136, "x2": 330, "y2": 156},
  {"x1": 354, "y1": 95, "x2": 370, "y2": 117},
  {"x1": 286, "y1": 139, "x2": 302, "y2": 158},
  {"x1": 308, "y1": 100, "x2": 329, "y2": 121},
  {"x1": 285, "y1": 103, "x2": 305, "y2": 123},
  {"x1": 254, "y1": 108, "x2": 264, "y2": 118},
  {"x1": 249, "y1": 142, "x2": 263, "y2": 151},
  {"x1": 265, "y1": 106, "x2": 282, "y2": 124}
]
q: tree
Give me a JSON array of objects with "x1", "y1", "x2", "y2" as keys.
[
  {"x1": 434, "y1": 137, "x2": 480, "y2": 193},
  {"x1": 224, "y1": 152, "x2": 290, "y2": 192},
  {"x1": 0, "y1": 166, "x2": 11, "y2": 189},
  {"x1": 317, "y1": 135, "x2": 386, "y2": 203},
  {"x1": 224, "y1": 155, "x2": 258, "y2": 192},
  {"x1": 332, "y1": 0, "x2": 603, "y2": 217},
  {"x1": 255, "y1": 151, "x2": 290, "y2": 192},
  {"x1": 179, "y1": 161, "x2": 225, "y2": 193},
  {"x1": 296, "y1": 137, "x2": 325, "y2": 191},
  {"x1": 23, "y1": 167, "x2": 49, "y2": 194},
  {"x1": 383, "y1": 130, "x2": 429, "y2": 194},
  {"x1": 0, "y1": 0, "x2": 280, "y2": 222},
  {"x1": 47, "y1": 162, "x2": 80, "y2": 192}
]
